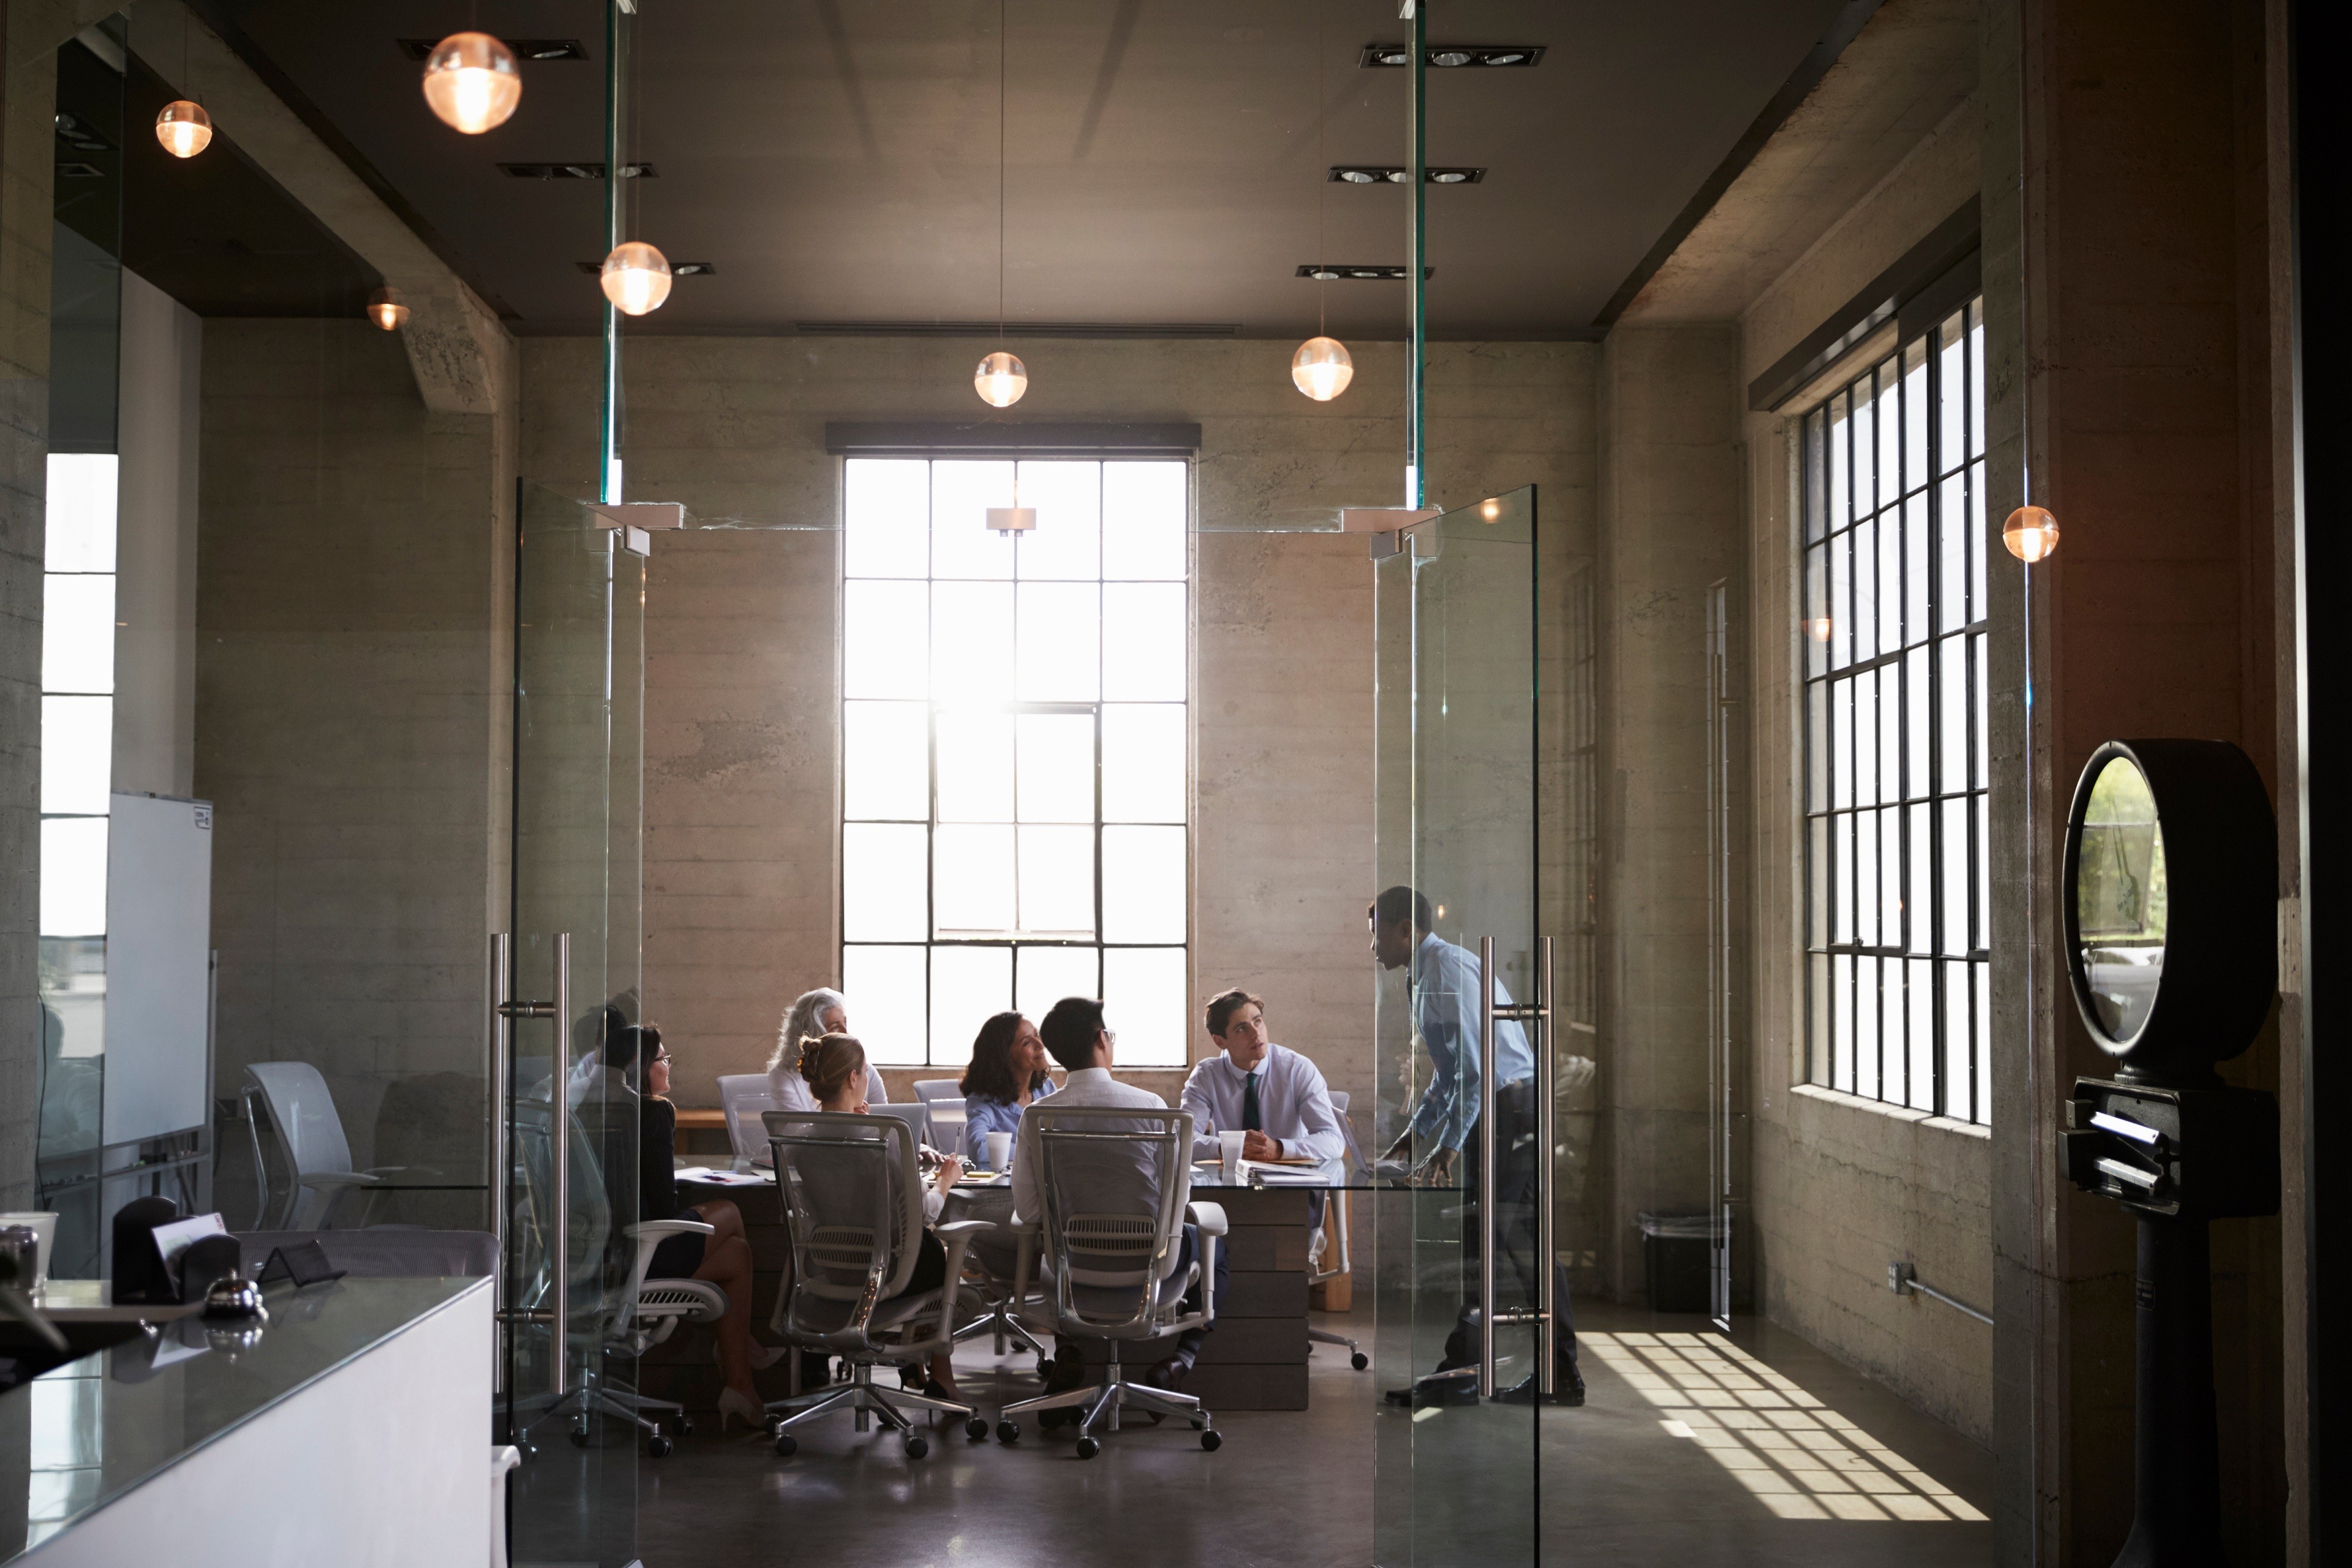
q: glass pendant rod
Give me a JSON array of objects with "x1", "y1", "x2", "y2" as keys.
[
  {"x1": 599, "y1": 1, "x2": 625, "y2": 504},
  {"x1": 1405, "y1": 1, "x2": 1427, "y2": 508}
]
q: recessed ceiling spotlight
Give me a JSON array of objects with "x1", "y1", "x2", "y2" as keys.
[
  {"x1": 399, "y1": 38, "x2": 585, "y2": 62},
  {"x1": 1329, "y1": 165, "x2": 1487, "y2": 186},
  {"x1": 575, "y1": 260, "x2": 714, "y2": 276},
  {"x1": 502, "y1": 162, "x2": 657, "y2": 180},
  {"x1": 1295, "y1": 265, "x2": 1435, "y2": 281},
  {"x1": 1359, "y1": 43, "x2": 1546, "y2": 69}
]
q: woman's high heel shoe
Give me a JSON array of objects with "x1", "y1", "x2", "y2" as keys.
[
  {"x1": 715, "y1": 1338, "x2": 790, "y2": 1371},
  {"x1": 717, "y1": 1387, "x2": 764, "y2": 1434}
]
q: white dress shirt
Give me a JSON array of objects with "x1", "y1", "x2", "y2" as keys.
[
  {"x1": 1179, "y1": 1043, "x2": 1346, "y2": 1163},
  {"x1": 1010, "y1": 1066, "x2": 1166, "y2": 1225},
  {"x1": 767, "y1": 1065, "x2": 818, "y2": 1115}
]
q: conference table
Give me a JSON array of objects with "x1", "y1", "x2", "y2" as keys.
[{"x1": 654, "y1": 1156, "x2": 1378, "y2": 1413}]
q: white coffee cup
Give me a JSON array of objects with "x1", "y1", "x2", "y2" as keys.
[
  {"x1": 0, "y1": 1212, "x2": 58, "y2": 1289},
  {"x1": 986, "y1": 1131, "x2": 1013, "y2": 1172},
  {"x1": 1219, "y1": 1129, "x2": 1248, "y2": 1183}
]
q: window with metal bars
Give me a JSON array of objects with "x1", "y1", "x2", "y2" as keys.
[{"x1": 1800, "y1": 299, "x2": 1990, "y2": 1125}]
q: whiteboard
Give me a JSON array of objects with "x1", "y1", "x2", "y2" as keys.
[{"x1": 103, "y1": 793, "x2": 213, "y2": 1144}]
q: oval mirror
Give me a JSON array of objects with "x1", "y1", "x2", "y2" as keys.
[{"x1": 2071, "y1": 754, "x2": 2169, "y2": 1046}]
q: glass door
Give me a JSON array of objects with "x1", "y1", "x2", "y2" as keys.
[
  {"x1": 1373, "y1": 486, "x2": 1547, "y2": 1565},
  {"x1": 499, "y1": 480, "x2": 646, "y2": 1566}
]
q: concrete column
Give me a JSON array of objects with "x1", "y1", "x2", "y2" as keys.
[
  {"x1": 1595, "y1": 325, "x2": 1744, "y2": 1300},
  {"x1": 1986, "y1": 0, "x2": 2287, "y2": 1561}
]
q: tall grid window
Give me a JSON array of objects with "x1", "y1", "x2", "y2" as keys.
[
  {"x1": 1801, "y1": 300, "x2": 1989, "y2": 1125},
  {"x1": 840, "y1": 457, "x2": 1189, "y2": 1068}
]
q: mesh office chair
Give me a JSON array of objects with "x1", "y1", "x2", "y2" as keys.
[
  {"x1": 762, "y1": 1110, "x2": 991, "y2": 1459},
  {"x1": 999, "y1": 1105, "x2": 1227, "y2": 1458},
  {"x1": 1310, "y1": 1091, "x2": 1369, "y2": 1370},
  {"x1": 716, "y1": 1073, "x2": 779, "y2": 1164},
  {"x1": 910, "y1": 1079, "x2": 962, "y2": 1106},
  {"x1": 509, "y1": 1097, "x2": 726, "y2": 1457},
  {"x1": 241, "y1": 1062, "x2": 411, "y2": 1229}
]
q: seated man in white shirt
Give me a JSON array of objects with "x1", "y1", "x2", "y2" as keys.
[
  {"x1": 1179, "y1": 989, "x2": 1346, "y2": 1167},
  {"x1": 1012, "y1": 996, "x2": 1227, "y2": 1403}
]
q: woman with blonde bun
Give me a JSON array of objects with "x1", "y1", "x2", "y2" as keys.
[{"x1": 797, "y1": 1033, "x2": 965, "y2": 1400}]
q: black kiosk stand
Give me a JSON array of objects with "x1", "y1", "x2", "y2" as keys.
[{"x1": 2057, "y1": 739, "x2": 2280, "y2": 1568}]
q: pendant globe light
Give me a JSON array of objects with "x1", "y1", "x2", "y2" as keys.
[
  {"x1": 2003, "y1": 504, "x2": 2060, "y2": 563},
  {"x1": 155, "y1": 99, "x2": 211, "y2": 159},
  {"x1": 422, "y1": 32, "x2": 522, "y2": 135},
  {"x1": 1292, "y1": 4, "x2": 1353, "y2": 401},
  {"x1": 155, "y1": 15, "x2": 211, "y2": 159},
  {"x1": 365, "y1": 287, "x2": 410, "y2": 331},
  {"x1": 600, "y1": 242, "x2": 673, "y2": 316},
  {"x1": 975, "y1": 0, "x2": 1028, "y2": 408}
]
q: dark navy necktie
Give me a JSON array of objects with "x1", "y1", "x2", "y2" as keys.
[{"x1": 1242, "y1": 1070, "x2": 1262, "y2": 1133}]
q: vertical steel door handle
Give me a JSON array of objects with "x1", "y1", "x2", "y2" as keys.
[
  {"x1": 549, "y1": 932, "x2": 570, "y2": 1401},
  {"x1": 1479, "y1": 937, "x2": 1500, "y2": 1400},
  {"x1": 1536, "y1": 936, "x2": 1556, "y2": 1400},
  {"x1": 488, "y1": 932, "x2": 511, "y2": 1398}
]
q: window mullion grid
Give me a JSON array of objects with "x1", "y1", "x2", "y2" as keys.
[{"x1": 1923, "y1": 340, "x2": 1948, "y2": 1120}]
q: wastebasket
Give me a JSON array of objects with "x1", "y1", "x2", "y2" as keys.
[{"x1": 1638, "y1": 1210, "x2": 1716, "y2": 1313}]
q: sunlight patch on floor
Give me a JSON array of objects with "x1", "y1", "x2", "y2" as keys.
[{"x1": 1581, "y1": 1332, "x2": 1988, "y2": 1524}]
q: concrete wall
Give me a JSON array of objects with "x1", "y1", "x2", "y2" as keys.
[
  {"x1": 1738, "y1": 96, "x2": 1996, "y2": 1443},
  {"x1": 113, "y1": 267, "x2": 197, "y2": 799},
  {"x1": 516, "y1": 334, "x2": 1596, "y2": 1163},
  {"x1": 196, "y1": 319, "x2": 513, "y2": 1200},
  {"x1": 1594, "y1": 325, "x2": 1747, "y2": 1302}
]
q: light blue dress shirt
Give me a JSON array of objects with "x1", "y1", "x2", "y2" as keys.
[
  {"x1": 1409, "y1": 931, "x2": 1533, "y2": 1151},
  {"x1": 962, "y1": 1076, "x2": 1056, "y2": 1164},
  {"x1": 1180, "y1": 1043, "x2": 1348, "y2": 1163}
]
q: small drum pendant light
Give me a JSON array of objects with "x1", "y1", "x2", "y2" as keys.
[{"x1": 366, "y1": 287, "x2": 410, "y2": 331}]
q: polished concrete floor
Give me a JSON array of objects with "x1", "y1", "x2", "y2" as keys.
[{"x1": 603, "y1": 1304, "x2": 1992, "y2": 1568}]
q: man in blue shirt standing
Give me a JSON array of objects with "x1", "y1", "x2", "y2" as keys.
[{"x1": 1373, "y1": 886, "x2": 1581, "y2": 1406}]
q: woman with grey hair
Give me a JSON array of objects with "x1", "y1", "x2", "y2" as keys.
[{"x1": 766, "y1": 987, "x2": 849, "y2": 1112}]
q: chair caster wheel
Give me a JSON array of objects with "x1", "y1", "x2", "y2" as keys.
[
  {"x1": 1036, "y1": 1355, "x2": 1054, "y2": 1379},
  {"x1": 774, "y1": 1434, "x2": 797, "y2": 1458},
  {"x1": 568, "y1": 1426, "x2": 591, "y2": 1449},
  {"x1": 905, "y1": 1436, "x2": 929, "y2": 1460},
  {"x1": 965, "y1": 1416, "x2": 989, "y2": 1441},
  {"x1": 1200, "y1": 1428, "x2": 1223, "y2": 1451},
  {"x1": 1352, "y1": 1352, "x2": 1370, "y2": 1371},
  {"x1": 1075, "y1": 1437, "x2": 1100, "y2": 1460},
  {"x1": 647, "y1": 1434, "x2": 673, "y2": 1458},
  {"x1": 997, "y1": 1420, "x2": 1020, "y2": 1443},
  {"x1": 676, "y1": 1416, "x2": 695, "y2": 1437}
]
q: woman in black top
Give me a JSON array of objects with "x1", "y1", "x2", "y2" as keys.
[{"x1": 628, "y1": 1024, "x2": 772, "y2": 1431}]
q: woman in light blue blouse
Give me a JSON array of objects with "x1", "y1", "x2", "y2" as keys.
[{"x1": 958, "y1": 1011, "x2": 1055, "y2": 1166}]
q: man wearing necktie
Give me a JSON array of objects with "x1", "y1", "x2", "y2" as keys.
[{"x1": 1180, "y1": 990, "x2": 1348, "y2": 1167}]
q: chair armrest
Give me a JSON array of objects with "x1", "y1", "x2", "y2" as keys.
[
  {"x1": 296, "y1": 1171, "x2": 384, "y2": 1188},
  {"x1": 626, "y1": 1220, "x2": 715, "y2": 1238},
  {"x1": 933, "y1": 1218, "x2": 995, "y2": 1237},
  {"x1": 1186, "y1": 1200, "x2": 1229, "y2": 1237}
]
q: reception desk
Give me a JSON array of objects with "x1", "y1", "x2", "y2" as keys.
[{"x1": 1, "y1": 1276, "x2": 494, "y2": 1566}]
